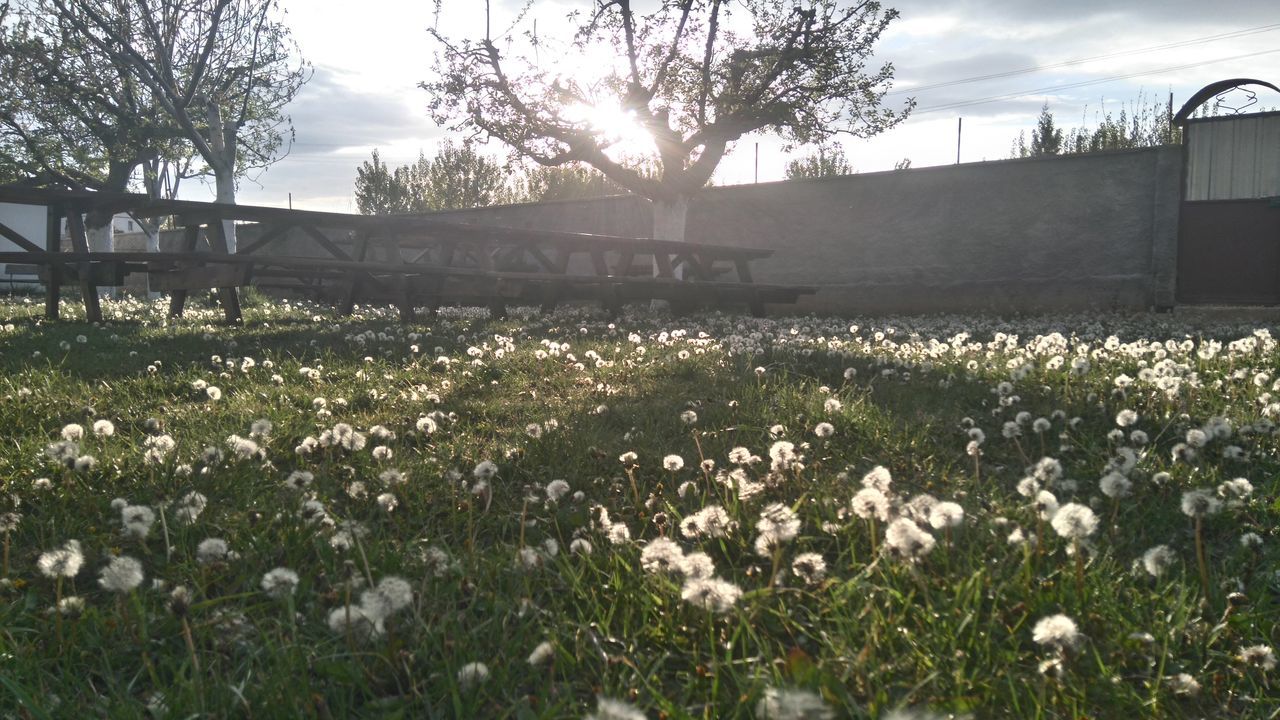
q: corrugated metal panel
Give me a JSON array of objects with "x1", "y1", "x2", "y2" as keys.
[{"x1": 1186, "y1": 114, "x2": 1280, "y2": 200}]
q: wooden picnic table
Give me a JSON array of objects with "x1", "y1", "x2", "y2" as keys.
[{"x1": 0, "y1": 185, "x2": 815, "y2": 324}]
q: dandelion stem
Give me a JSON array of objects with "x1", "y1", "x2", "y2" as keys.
[
  {"x1": 158, "y1": 506, "x2": 173, "y2": 560},
  {"x1": 1073, "y1": 539, "x2": 1086, "y2": 601},
  {"x1": 626, "y1": 466, "x2": 640, "y2": 509},
  {"x1": 1012, "y1": 437, "x2": 1029, "y2": 467},
  {"x1": 1194, "y1": 515, "x2": 1211, "y2": 601},
  {"x1": 54, "y1": 576, "x2": 64, "y2": 648},
  {"x1": 182, "y1": 616, "x2": 201, "y2": 673},
  {"x1": 131, "y1": 590, "x2": 163, "y2": 690}
]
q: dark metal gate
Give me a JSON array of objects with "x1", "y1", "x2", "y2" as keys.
[
  {"x1": 1173, "y1": 80, "x2": 1280, "y2": 305},
  {"x1": 1177, "y1": 198, "x2": 1280, "y2": 304}
]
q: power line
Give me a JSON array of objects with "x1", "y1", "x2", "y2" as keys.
[
  {"x1": 890, "y1": 22, "x2": 1280, "y2": 96},
  {"x1": 913, "y1": 47, "x2": 1280, "y2": 114}
]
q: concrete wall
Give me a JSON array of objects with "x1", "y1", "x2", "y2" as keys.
[
  {"x1": 0, "y1": 202, "x2": 46, "y2": 289},
  {"x1": 429, "y1": 146, "x2": 1183, "y2": 315}
]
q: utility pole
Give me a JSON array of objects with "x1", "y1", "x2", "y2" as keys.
[{"x1": 956, "y1": 117, "x2": 963, "y2": 164}]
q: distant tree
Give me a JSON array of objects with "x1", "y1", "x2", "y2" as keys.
[
  {"x1": 785, "y1": 145, "x2": 853, "y2": 179},
  {"x1": 354, "y1": 149, "x2": 414, "y2": 215},
  {"x1": 1064, "y1": 93, "x2": 1181, "y2": 153},
  {"x1": 354, "y1": 141, "x2": 517, "y2": 214},
  {"x1": 413, "y1": 140, "x2": 514, "y2": 211},
  {"x1": 1029, "y1": 102, "x2": 1063, "y2": 156},
  {"x1": 0, "y1": 1, "x2": 193, "y2": 252},
  {"x1": 515, "y1": 164, "x2": 629, "y2": 202},
  {"x1": 893, "y1": 157, "x2": 912, "y2": 170},
  {"x1": 1012, "y1": 93, "x2": 1182, "y2": 159},
  {"x1": 41, "y1": 0, "x2": 310, "y2": 252},
  {"x1": 426, "y1": 0, "x2": 911, "y2": 244}
]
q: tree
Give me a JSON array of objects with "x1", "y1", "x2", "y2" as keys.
[
  {"x1": 414, "y1": 140, "x2": 514, "y2": 211},
  {"x1": 354, "y1": 149, "x2": 414, "y2": 215},
  {"x1": 1029, "y1": 102, "x2": 1063, "y2": 156},
  {"x1": 515, "y1": 164, "x2": 629, "y2": 202},
  {"x1": 0, "y1": 1, "x2": 194, "y2": 252},
  {"x1": 425, "y1": 0, "x2": 911, "y2": 243},
  {"x1": 354, "y1": 142, "x2": 517, "y2": 215},
  {"x1": 1012, "y1": 93, "x2": 1182, "y2": 159},
  {"x1": 785, "y1": 144, "x2": 853, "y2": 179},
  {"x1": 40, "y1": 0, "x2": 310, "y2": 251}
]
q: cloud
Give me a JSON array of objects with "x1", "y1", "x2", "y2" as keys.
[{"x1": 284, "y1": 65, "x2": 443, "y2": 153}]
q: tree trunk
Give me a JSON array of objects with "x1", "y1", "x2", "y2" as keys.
[
  {"x1": 214, "y1": 168, "x2": 237, "y2": 253},
  {"x1": 142, "y1": 219, "x2": 160, "y2": 299},
  {"x1": 650, "y1": 194, "x2": 690, "y2": 311},
  {"x1": 84, "y1": 218, "x2": 116, "y2": 300},
  {"x1": 207, "y1": 102, "x2": 238, "y2": 253},
  {"x1": 652, "y1": 195, "x2": 689, "y2": 281},
  {"x1": 652, "y1": 195, "x2": 689, "y2": 242}
]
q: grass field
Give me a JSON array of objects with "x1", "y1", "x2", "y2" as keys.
[{"x1": 0, "y1": 294, "x2": 1276, "y2": 718}]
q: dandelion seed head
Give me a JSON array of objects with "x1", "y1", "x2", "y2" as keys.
[
  {"x1": 680, "y1": 576, "x2": 743, "y2": 613},
  {"x1": 1238, "y1": 645, "x2": 1276, "y2": 671},
  {"x1": 37, "y1": 540, "x2": 83, "y2": 579},
  {"x1": 196, "y1": 538, "x2": 231, "y2": 565},
  {"x1": 456, "y1": 661, "x2": 490, "y2": 689},
  {"x1": 755, "y1": 687, "x2": 834, "y2": 720},
  {"x1": 884, "y1": 518, "x2": 936, "y2": 561},
  {"x1": 1180, "y1": 489, "x2": 1222, "y2": 518},
  {"x1": 261, "y1": 567, "x2": 300, "y2": 598},
  {"x1": 98, "y1": 555, "x2": 144, "y2": 594},
  {"x1": 1050, "y1": 503, "x2": 1097, "y2": 540},
  {"x1": 527, "y1": 641, "x2": 554, "y2": 666},
  {"x1": 1141, "y1": 545, "x2": 1176, "y2": 577},
  {"x1": 585, "y1": 696, "x2": 647, "y2": 720},
  {"x1": 928, "y1": 501, "x2": 965, "y2": 530},
  {"x1": 1032, "y1": 614, "x2": 1080, "y2": 650}
]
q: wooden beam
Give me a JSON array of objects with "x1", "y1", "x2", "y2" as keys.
[
  {"x1": 65, "y1": 212, "x2": 102, "y2": 323},
  {"x1": 44, "y1": 204, "x2": 61, "y2": 320},
  {"x1": 236, "y1": 223, "x2": 293, "y2": 255},
  {"x1": 338, "y1": 233, "x2": 370, "y2": 316},
  {"x1": 206, "y1": 221, "x2": 243, "y2": 324},
  {"x1": 300, "y1": 225, "x2": 353, "y2": 261},
  {"x1": 168, "y1": 225, "x2": 202, "y2": 319},
  {"x1": 149, "y1": 264, "x2": 253, "y2": 291},
  {"x1": 0, "y1": 220, "x2": 43, "y2": 253}
]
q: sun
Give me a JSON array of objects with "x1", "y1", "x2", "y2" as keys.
[{"x1": 564, "y1": 101, "x2": 658, "y2": 165}]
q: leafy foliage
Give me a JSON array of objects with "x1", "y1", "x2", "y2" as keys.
[
  {"x1": 785, "y1": 145, "x2": 854, "y2": 179},
  {"x1": 1013, "y1": 94, "x2": 1182, "y2": 158},
  {"x1": 424, "y1": 0, "x2": 911, "y2": 205},
  {"x1": 0, "y1": 0, "x2": 308, "y2": 204},
  {"x1": 0, "y1": 298, "x2": 1276, "y2": 717}
]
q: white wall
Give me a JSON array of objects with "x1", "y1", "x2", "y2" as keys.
[
  {"x1": 0, "y1": 202, "x2": 45, "y2": 251},
  {"x1": 0, "y1": 202, "x2": 45, "y2": 286}
]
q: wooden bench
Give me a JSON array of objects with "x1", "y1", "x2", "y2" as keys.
[{"x1": 0, "y1": 186, "x2": 816, "y2": 324}]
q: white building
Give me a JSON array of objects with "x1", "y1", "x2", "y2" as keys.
[{"x1": 1, "y1": 203, "x2": 141, "y2": 289}]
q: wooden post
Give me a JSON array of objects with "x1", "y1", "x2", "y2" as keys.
[
  {"x1": 476, "y1": 243, "x2": 506, "y2": 320},
  {"x1": 205, "y1": 220, "x2": 243, "y2": 324},
  {"x1": 44, "y1": 203, "x2": 62, "y2": 320},
  {"x1": 168, "y1": 225, "x2": 202, "y2": 319},
  {"x1": 65, "y1": 211, "x2": 102, "y2": 323},
  {"x1": 339, "y1": 232, "x2": 370, "y2": 316},
  {"x1": 380, "y1": 236, "x2": 416, "y2": 323},
  {"x1": 734, "y1": 258, "x2": 766, "y2": 317},
  {"x1": 540, "y1": 247, "x2": 573, "y2": 314}
]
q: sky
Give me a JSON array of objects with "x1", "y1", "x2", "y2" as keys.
[{"x1": 224, "y1": 0, "x2": 1280, "y2": 212}]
